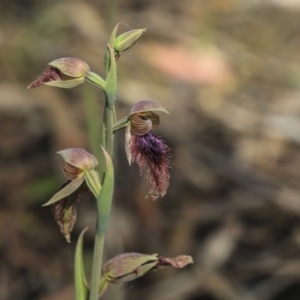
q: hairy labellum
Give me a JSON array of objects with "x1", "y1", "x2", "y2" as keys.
[
  {"x1": 27, "y1": 67, "x2": 61, "y2": 89},
  {"x1": 130, "y1": 132, "x2": 171, "y2": 199}
]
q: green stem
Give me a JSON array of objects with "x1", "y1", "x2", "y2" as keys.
[
  {"x1": 86, "y1": 71, "x2": 105, "y2": 89},
  {"x1": 88, "y1": 35, "x2": 117, "y2": 300},
  {"x1": 89, "y1": 233, "x2": 105, "y2": 300},
  {"x1": 88, "y1": 105, "x2": 115, "y2": 300},
  {"x1": 105, "y1": 106, "x2": 115, "y2": 157}
]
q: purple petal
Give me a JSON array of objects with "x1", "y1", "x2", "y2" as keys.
[{"x1": 130, "y1": 132, "x2": 171, "y2": 199}]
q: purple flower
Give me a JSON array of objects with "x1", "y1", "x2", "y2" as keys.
[{"x1": 114, "y1": 100, "x2": 171, "y2": 199}]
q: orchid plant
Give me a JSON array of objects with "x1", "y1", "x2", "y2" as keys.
[{"x1": 28, "y1": 24, "x2": 193, "y2": 300}]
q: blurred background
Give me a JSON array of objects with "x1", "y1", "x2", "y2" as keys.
[{"x1": 1, "y1": 0, "x2": 300, "y2": 299}]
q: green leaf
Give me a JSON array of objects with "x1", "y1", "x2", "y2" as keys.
[
  {"x1": 42, "y1": 177, "x2": 84, "y2": 206},
  {"x1": 104, "y1": 45, "x2": 117, "y2": 108},
  {"x1": 108, "y1": 23, "x2": 121, "y2": 48},
  {"x1": 97, "y1": 147, "x2": 114, "y2": 234},
  {"x1": 74, "y1": 227, "x2": 89, "y2": 300},
  {"x1": 105, "y1": 23, "x2": 121, "y2": 73}
]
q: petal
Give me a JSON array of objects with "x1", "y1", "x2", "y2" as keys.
[
  {"x1": 129, "y1": 100, "x2": 168, "y2": 115},
  {"x1": 125, "y1": 125, "x2": 132, "y2": 165},
  {"x1": 42, "y1": 177, "x2": 85, "y2": 206},
  {"x1": 58, "y1": 148, "x2": 98, "y2": 171},
  {"x1": 156, "y1": 255, "x2": 193, "y2": 269},
  {"x1": 140, "y1": 112, "x2": 160, "y2": 129},
  {"x1": 48, "y1": 57, "x2": 90, "y2": 78},
  {"x1": 62, "y1": 162, "x2": 84, "y2": 180},
  {"x1": 52, "y1": 195, "x2": 77, "y2": 243},
  {"x1": 130, "y1": 114, "x2": 152, "y2": 136},
  {"x1": 44, "y1": 76, "x2": 85, "y2": 88}
]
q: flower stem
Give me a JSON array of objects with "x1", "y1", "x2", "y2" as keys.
[
  {"x1": 89, "y1": 233, "x2": 105, "y2": 300},
  {"x1": 104, "y1": 106, "x2": 115, "y2": 157},
  {"x1": 88, "y1": 38, "x2": 117, "y2": 300},
  {"x1": 88, "y1": 104, "x2": 115, "y2": 300}
]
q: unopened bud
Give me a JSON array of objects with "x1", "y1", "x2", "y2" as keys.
[
  {"x1": 102, "y1": 252, "x2": 193, "y2": 286},
  {"x1": 27, "y1": 57, "x2": 90, "y2": 89},
  {"x1": 103, "y1": 253, "x2": 158, "y2": 284},
  {"x1": 114, "y1": 28, "x2": 146, "y2": 54}
]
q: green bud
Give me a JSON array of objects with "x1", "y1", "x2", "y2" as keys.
[{"x1": 114, "y1": 28, "x2": 146, "y2": 54}]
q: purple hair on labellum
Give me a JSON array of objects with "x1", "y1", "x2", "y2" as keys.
[
  {"x1": 130, "y1": 132, "x2": 171, "y2": 199},
  {"x1": 27, "y1": 67, "x2": 61, "y2": 89}
]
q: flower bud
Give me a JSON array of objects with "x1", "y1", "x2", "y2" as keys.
[
  {"x1": 102, "y1": 253, "x2": 193, "y2": 285},
  {"x1": 114, "y1": 28, "x2": 146, "y2": 54},
  {"x1": 27, "y1": 57, "x2": 90, "y2": 89},
  {"x1": 103, "y1": 253, "x2": 159, "y2": 284}
]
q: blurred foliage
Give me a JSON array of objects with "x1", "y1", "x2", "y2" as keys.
[{"x1": 2, "y1": 0, "x2": 300, "y2": 300}]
